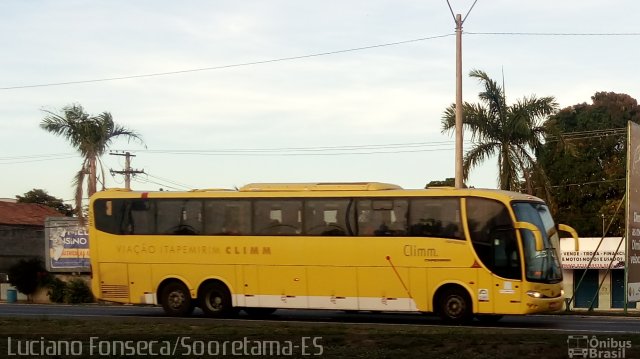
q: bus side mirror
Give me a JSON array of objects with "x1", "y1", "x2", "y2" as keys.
[
  {"x1": 558, "y1": 224, "x2": 579, "y2": 251},
  {"x1": 514, "y1": 221, "x2": 543, "y2": 251}
]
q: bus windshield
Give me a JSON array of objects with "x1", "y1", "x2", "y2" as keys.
[{"x1": 512, "y1": 202, "x2": 562, "y2": 283}]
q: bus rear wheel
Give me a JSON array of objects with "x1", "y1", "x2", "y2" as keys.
[
  {"x1": 160, "y1": 281, "x2": 194, "y2": 317},
  {"x1": 438, "y1": 287, "x2": 472, "y2": 323},
  {"x1": 199, "y1": 282, "x2": 234, "y2": 318}
]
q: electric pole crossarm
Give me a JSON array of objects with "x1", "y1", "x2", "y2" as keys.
[{"x1": 109, "y1": 151, "x2": 144, "y2": 190}]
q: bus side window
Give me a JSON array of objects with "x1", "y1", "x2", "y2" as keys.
[
  {"x1": 409, "y1": 198, "x2": 463, "y2": 239},
  {"x1": 304, "y1": 199, "x2": 349, "y2": 236},
  {"x1": 254, "y1": 200, "x2": 302, "y2": 235},
  {"x1": 156, "y1": 200, "x2": 202, "y2": 235},
  {"x1": 94, "y1": 199, "x2": 124, "y2": 234},
  {"x1": 124, "y1": 199, "x2": 156, "y2": 235},
  {"x1": 203, "y1": 200, "x2": 251, "y2": 235},
  {"x1": 357, "y1": 199, "x2": 407, "y2": 236}
]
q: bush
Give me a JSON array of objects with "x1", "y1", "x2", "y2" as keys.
[
  {"x1": 46, "y1": 277, "x2": 67, "y2": 303},
  {"x1": 7, "y1": 257, "x2": 50, "y2": 300},
  {"x1": 46, "y1": 277, "x2": 94, "y2": 304},
  {"x1": 64, "y1": 278, "x2": 94, "y2": 304}
]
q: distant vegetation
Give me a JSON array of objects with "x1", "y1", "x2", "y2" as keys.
[
  {"x1": 440, "y1": 69, "x2": 638, "y2": 236},
  {"x1": 15, "y1": 188, "x2": 73, "y2": 216}
]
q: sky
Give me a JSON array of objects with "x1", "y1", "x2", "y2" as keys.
[{"x1": 1, "y1": 0, "x2": 639, "y2": 203}]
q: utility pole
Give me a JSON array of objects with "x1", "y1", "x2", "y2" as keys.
[
  {"x1": 447, "y1": 0, "x2": 478, "y2": 189},
  {"x1": 110, "y1": 152, "x2": 144, "y2": 190},
  {"x1": 454, "y1": 13, "x2": 463, "y2": 189}
]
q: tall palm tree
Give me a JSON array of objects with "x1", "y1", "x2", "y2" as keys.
[
  {"x1": 40, "y1": 104, "x2": 143, "y2": 218},
  {"x1": 441, "y1": 69, "x2": 558, "y2": 192}
]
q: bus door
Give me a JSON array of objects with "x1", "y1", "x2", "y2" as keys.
[{"x1": 466, "y1": 198, "x2": 523, "y2": 314}]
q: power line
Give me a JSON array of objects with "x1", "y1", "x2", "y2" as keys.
[
  {"x1": 116, "y1": 140, "x2": 465, "y2": 156},
  {"x1": 0, "y1": 34, "x2": 454, "y2": 90},
  {"x1": 545, "y1": 128, "x2": 626, "y2": 142},
  {"x1": 144, "y1": 173, "x2": 194, "y2": 190},
  {"x1": 133, "y1": 176, "x2": 184, "y2": 191},
  {"x1": 0, "y1": 127, "x2": 629, "y2": 164},
  {"x1": 467, "y1": 32, "x2": 640, "y2": 36},
  {"x1": 0, "y1": 154, "x2": 77, "y2": 165},
  {"x1": 549, "y1": 178, "x2": 626, "y2": 188},
  {"x1": 116, "y1": 146, "x2": 460, "y2": 157},
  {"x1": 1, "y1": 29, "x2": 638, "y2": 91}
]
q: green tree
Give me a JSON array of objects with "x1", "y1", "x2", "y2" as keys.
[
  {"x1": 8, "y1": 257, "x2": 49, "y2": 302},
  {"x1": 15, "y1": 188, "x2": 73, "y2": 216},
  {"x1": 537, "y1": 92, "x2": 640, "y2": 236},
  {"x1": 425, "y1": 178, "x2": 456, "y2": 188},
  {"x1": 441, "y1": 69, "x2": 558, "y2": 192},
  {"x1": 40, "y1": 104, "x2": 143, "y2": 218}
]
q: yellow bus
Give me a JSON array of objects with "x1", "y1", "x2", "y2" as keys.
[{"x1": 89, "y1": 182, "x2": 579, "y2": 323}]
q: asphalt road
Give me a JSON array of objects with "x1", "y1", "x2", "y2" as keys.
[{"x1": 0, "y1": 303, "x2": 639, "y2": 334}]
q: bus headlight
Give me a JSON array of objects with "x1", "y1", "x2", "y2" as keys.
[
  {"x1": 561, "y1": 289, "x2": 565, "y2": 296},
  {"x1": 526, "y1": 290, "x2": 543, "y2": 298}
]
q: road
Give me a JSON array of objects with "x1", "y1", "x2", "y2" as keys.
[{"x1": 0, "y1": 303, "x2": 638, "y2": 334}]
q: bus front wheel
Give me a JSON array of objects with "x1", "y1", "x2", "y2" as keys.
[
  {"x1": 199, "y1": 282, "x2": 233, "y2": 318},
  {"x1": 438, "y1": 287, "x2": 472, "y2": 323},
  {"x1": 160, "y1": 281, "x2": 194, "y2": 317}
]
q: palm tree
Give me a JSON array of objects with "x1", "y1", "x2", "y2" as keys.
[
  {"x1": 40, "y1": 104, "x2": 143, "y2": 218},
  {"x1": 441, "y1": 69, "x2": 558, "y2": 193}
]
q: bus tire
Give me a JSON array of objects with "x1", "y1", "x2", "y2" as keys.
[
  {"x1": 199, "y1": 282, "x2": 234, "y2": 318},
  {"x1": 437, "y1": 286, "x2": 472, "y2": 324},
  {"x1": 160, "y1": 281, "x2": 194, "y2": 317}
]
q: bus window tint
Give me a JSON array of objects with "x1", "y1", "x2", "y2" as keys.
[
  {"x1": 409, "y1": 198, "x2": 462, "y2": 239},
  {"x1": 254, "y1": 200, "x2": 302, "y2": 235},
  {"x1": 466, "y1": 198, "x2": 521, "y2": 280},
  {"x1": 357, "y1": 199, "x2": 407, "y2": 236},
  {"x1": 94, "y1": 199, "x2": 124, "y2": 234},
  {"x1": 304, "y1": 199, "x2": 350, "y2": 236},
  {"x1": 127, "y1": 199, "x2": 156, "y2": 235},
  {"x1": 157, "y1": 200, "x2": 202, "y2": 235},
  {"x1": 203, "y1": 200, "x2": 251, "y2": 235}
]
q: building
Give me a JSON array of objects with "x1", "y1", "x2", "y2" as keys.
[
  {"x1": 560, "y1": 237, "x2": 636, "y2": 310},
  {"x1": 0, "y1": 201, "x2": 63, "y2": 274}
]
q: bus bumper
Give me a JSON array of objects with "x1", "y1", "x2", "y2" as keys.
[{"x1": 524, "y1": 296, "x2": 564, "y2": 313}]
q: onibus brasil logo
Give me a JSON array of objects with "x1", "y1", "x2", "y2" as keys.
[{"x1": 567, "y1": 335, "x2": 631, "y2": 358}]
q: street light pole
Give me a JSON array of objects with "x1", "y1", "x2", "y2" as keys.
[{"x1": 601, "y1": 214, "x2": 605, "y2": 238}]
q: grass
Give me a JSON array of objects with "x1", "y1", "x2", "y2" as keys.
[{"x1": 0, "y1": 316, "x2": 638, "y2": 358}]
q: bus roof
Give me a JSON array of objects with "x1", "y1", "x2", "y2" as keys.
[
  {"x1": 92, "y1": 183, "x2": 544, "y2": 202},
  {"x1": 239, "y1": 182, "x2": 402, "y2": 192}
]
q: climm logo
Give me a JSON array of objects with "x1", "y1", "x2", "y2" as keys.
[
  {"x1": 225, "y1": 246, "x2": 272, "y2": 255},
  {"x1": 403, "y1": 245, "x2": 436, "y2": 257}
]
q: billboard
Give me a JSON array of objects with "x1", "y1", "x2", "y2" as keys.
[
  {"x1": 560, "y1": 237, "x2": 625, "y2": 269},
  {"x1": 44, "y1": 217, "x2": 90, "y2": 273},
  {"x1": 627, "y1": 121, "x2": 640, "y2": 302}
]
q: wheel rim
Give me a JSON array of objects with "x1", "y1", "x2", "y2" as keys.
[
  {"x1": 445, "y1": 295, "x2": 465, "y2": 318},
  {"x1": 168, "y1": 290, "x2": 186, "y2": 310},
  {"x1": 206, "y1": 292, "x2": 223, "y2": 312}
]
